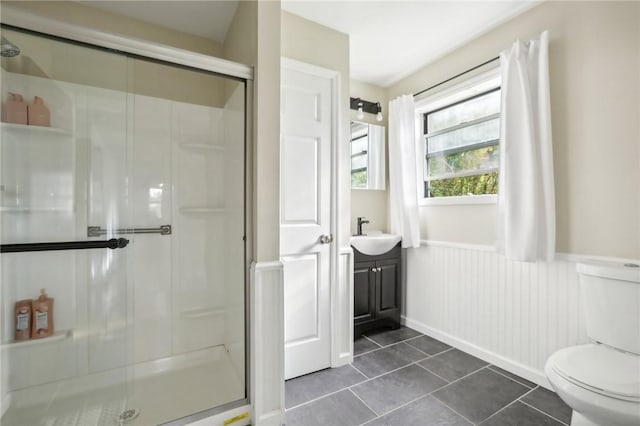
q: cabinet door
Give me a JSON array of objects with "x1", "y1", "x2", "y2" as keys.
[
  {"x1": 376, "y1": 258, "x2": 400, "y2": 315},
  {"x1": 354, "y1": 261, "x2": 376, "y2": 324}
]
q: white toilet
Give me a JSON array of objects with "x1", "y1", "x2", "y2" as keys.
[{"x1": 545, "y1": 261, "x2": 640, "y2": 426}]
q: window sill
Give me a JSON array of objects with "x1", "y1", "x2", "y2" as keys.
[{"x1": 419, "y1": 194, "x2": 497, "y2": 206}]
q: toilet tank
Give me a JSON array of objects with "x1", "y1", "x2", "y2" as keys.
[{"x1": 577, "y1": 261, "x2": 640, "y2": 354}]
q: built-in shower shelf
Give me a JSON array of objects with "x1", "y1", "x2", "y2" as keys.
[
  {"x1": 178, "y1": 142, "x2": 225, "y2": 152},
  {"x1": 3, "y1": 329, "x2": 73, "y2": 349},
  {"x1": 181, "y1": 307, "x2": 224, "y2": 319},
  {"x1": 179, "y1": 206, "x2": 226, "y2": 214},
  {"x1": 0, "y1": 206, "x2": 74, "y2": 213},
  {"x1": 1, "y1": 122, "x2": 72, "y2": 137}
]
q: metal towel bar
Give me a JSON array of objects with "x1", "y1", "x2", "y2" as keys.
[{"x1": 87, "y1": 225, "x2": 171, "y2": 237}]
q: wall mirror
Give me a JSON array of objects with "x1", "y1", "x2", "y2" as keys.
[{"x1": 350, "y1": 121, "x2": 386, "y2": 190}]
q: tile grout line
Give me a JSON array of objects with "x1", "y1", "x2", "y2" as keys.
[
  {"x1": 413, "y1": 360, "x2": 452, "y2": 384},
  {"x1": 427, "y1": 365, "x2": 534, "y2": 424},
  {"x1": 353, "y1": 335, "x2": 384, "y2": 358},
  {"x1": 487, "y1": 366, "x2": 536, "y2": 389},
  {"x1": 402, "y1": 335, "x2": 454, "y2": 355},
  {"x1": 355, "y1": 337, "x2": 420, "y2": 359},
  {"x1": 349, "y1": 363, "x2": 371, "y2": 381},
  {"x1": 518, "y1": 399, "x2": 570, "y2": 426},
  {"x1": 427, "y1": 394, "x2": 477, "y2": 425},
  {"x1": 347, "y1": 388, "x2": 380, "y2": 419},
  {"x1": 418, "y1": 363, "x2": 494, "y2": 391},
  {"x1": 285, "y1": 384, "x2": 359, "y2": 411},
  {"x1": 358, "y1": 394, "x2": 431, "y2": 426},
  {"x1": 362, "y1": 334, "x2": 382, "y2": 348},
  {"x1": 476, "y1": 385, "x2": 539, "y2": 425},
  {"x1": 350, "y1": 358, "x2": 422, "y2": 384}
]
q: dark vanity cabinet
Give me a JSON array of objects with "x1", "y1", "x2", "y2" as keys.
[{"x1": 353, "y1": 243, "x2": 401, "y2": 337}]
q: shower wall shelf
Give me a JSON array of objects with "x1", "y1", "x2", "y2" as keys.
[
  {"x1": 179, "y1": 142, "x2": 225, "y2": 152},
  {"x1": 0, "y1": 207, "x2": 74, "y2": 213},
  {"x1": 1, "y1": 122, "x2": 72, "y2": 136},
  {"x1": 181, "y1": 307, "x2": 225, "y2": 319},
  {"x1": 178, "y1": 206, "x2": 226, "y2": 214},
  {"x1": 3, "y1": 329, "x2": 73, "y2": 349}
]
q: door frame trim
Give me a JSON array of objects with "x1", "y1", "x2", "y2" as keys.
[{"x1": 280, "y1": 57, "x2": 343, "y2": 370}]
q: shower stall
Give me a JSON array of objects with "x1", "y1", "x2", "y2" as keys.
[{"x1": 0, "y1": 20, "x2": 249, "y2": 426}]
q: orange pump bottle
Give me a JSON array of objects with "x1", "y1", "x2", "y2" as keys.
[
  {"x1": 32, "y1": 289, "x2": 54, "y2": 339},
  {"x1": 28, "y1": 96, "x2": 50, "y2": 127},
  {"x1": 3, "y1": 92, "x2": 27, "y2": 124}
]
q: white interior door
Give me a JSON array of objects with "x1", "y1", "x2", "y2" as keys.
[{"x1": 281, "y1": 61, "x2": 333, "y2": 380}]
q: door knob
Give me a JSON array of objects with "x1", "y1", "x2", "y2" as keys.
[{"x1": 319, "y1": 234, "x2": 333, "y2": 244}]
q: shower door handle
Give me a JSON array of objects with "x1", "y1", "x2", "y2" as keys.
[
  {"x1": 319, "y1": 234, "x2": 333, "y2": 244},
  {"x1": 0, "y1": 238, "x2": 129, "y2": 253}
]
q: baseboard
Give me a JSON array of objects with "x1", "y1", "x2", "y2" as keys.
[
  {"x1": 402, "y1": 316, "x2": 553, "y2": 390},
  {"x1": 251, "y1": 410, "x2": 283, "y2": 426}
]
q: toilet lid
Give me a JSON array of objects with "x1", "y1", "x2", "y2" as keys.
[{"x1": 552, "y1": 344, "x2": 640, "y2": 401}]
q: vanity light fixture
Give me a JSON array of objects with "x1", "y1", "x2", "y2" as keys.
[
  {"x1": 357, "y1": 101, "x2": 364, "y2": 120},
  {"x1": 350, "y1": 97, "x2": 383, "y2": 121},
  {"x1": 376, "y1": 102, "x2": 383, "y2": 121}
]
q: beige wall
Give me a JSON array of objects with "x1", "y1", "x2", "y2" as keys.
[
  {"x1": 281, "y1": 11, "x2": 351, "y2": 247},
  {"x1": 350, "y1": 79, "x2": 389, "y2": 234},
  {"x1": 225, "y1": 0, "x2": 281, "y2": 262},
  {"x1": 389, "y1": 1, "x2": 640, "y2": 259}
]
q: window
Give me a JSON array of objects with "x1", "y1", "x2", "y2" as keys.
[
  {"x1": 420, "y1": 70, "x2": 501, "y2": 200},
  {"x1": 351, "y1": 122, "x2": 369, "y2": 188}
]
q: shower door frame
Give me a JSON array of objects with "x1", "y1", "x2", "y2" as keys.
[{"x1": 0, "y1": 6, "x2": 254, "y2": 426}]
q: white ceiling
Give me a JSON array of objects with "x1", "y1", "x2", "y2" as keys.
[
  {"x1": 79, "y1": 1, "x2": 239, "y2": 44},
  {"x1": 80, "y1": 1, "x2": 537, "y2": 88},
  {"x1": 282, "y1": 1, "x2": 539, "y2": 87}
]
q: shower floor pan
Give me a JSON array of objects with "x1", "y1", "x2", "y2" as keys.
[{"x1": 2, "y1": 346, "x2": 244, "y2": 426}]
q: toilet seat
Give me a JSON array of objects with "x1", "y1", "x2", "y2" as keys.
[{"x1": 550, "y1": 344, "x2": 640, "y2": 402}]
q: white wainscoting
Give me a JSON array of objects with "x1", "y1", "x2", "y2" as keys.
[
  {"x1": 332, "y1": 247, "x2": 354, "y2": 367},
  {"x1": 403, "y1": 241, "x2": 591, "y2": 388},
  {"x1": 250, "y1": 261, "x2": 284, "y2": 426}
]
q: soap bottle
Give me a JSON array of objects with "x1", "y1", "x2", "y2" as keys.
[
  {"x1": 31, "y1": 289, "x2": 54, "y2": 339},
  {"x1": 3, "y1": 92, "x2": 28, "y2": 125},
  {"x1": 27, "y1": 96, "x2": 50, "y2": 127},
  {"x1": 14, "y1": 299, "x2": 32, "y2": 341}
]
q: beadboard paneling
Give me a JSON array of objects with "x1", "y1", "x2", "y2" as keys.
[{"x1": 404, "y1": 243, "x2": 589, "y2": 387}]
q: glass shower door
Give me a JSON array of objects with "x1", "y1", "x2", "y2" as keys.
[
  {"x1": 1, "y1": 24, "x2": 247, "y2": 426},
  {"x1": 0, "y1": 27, "x2": 134, "y2": 425}
]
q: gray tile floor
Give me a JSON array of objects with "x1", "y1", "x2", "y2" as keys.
[{"x1": 285, "y1": 326, "x2": 572, "y2": 426}]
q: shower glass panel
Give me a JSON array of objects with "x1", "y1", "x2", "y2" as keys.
[{"x1": 0, "y1": 27, "x2": 246, "y2": 426}]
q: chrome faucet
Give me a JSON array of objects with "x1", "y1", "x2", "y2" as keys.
[{"x1": 356, "y1": 217, "x2": 369, "y2": 236}]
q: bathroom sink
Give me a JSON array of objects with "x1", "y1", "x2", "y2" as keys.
[{"x1": 351, "y1": 233, "x2": 402, "y2": 256}]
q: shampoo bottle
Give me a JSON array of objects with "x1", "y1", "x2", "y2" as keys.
[
  {"x1": 28, "y1": 96, "x2": 50, "y2": 127},
  {"x1": 3, "y1": 92, "x2": 28, "y2": 125},
  {"x1": 14, "y1": 299, "x2": 32, "y2": 341},
  {"x1": 32, "y1": 289, "x2": 54, "y2": 339}
]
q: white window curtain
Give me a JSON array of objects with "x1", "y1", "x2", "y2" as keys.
[
  {"x1": 497, "y1": 31, "x2": 555, "y2": 262},
  {"x1": 388, "y1": 94, "x2": 420, "y2": 248}
]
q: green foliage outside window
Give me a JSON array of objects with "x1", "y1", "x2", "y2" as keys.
[
  {"x1": 428, "y1": 172, "x2": 498, "y2": 197},
  {"x1": 352, "y1": 171, "x2": 367, "y2": 188}
]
